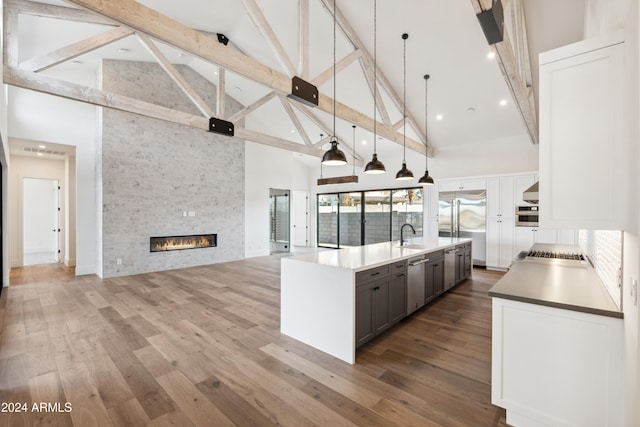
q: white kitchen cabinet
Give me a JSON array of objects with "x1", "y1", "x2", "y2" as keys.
[
  {"x1": 539, "y1": 32, "x2": 627, "y2": 230},
  {"x1": 492, "y1": 298, "x2": 623, "y2": 426},
  {"x1": 438, "y1": 177, "x2": 487, "y2": 192},
  {"x1": 425, "y1": 184, "x2": 439, "y2": 218},
  {"x1": 557, "y1": 228, "x2": 578, "y2": 245},
  {"x1": 514, "y1": 227, "x2": 558, "y2": 255},
  {"x1": 487, "y1": 177, "x2": 514, "y2": 219},
  {"x1": 486, "y1": 217, "x2": 514, "y2": 270}
]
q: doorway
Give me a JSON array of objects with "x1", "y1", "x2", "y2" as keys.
[
  {"x1": 23, "y1": 178, "x2": 60, "y2": 266},
  {"x1": 269, "y1": 188, "x2": 290, "y2": 255}
]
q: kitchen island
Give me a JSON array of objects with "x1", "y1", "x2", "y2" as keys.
[
  {"x1": 489, "y1": 243, "x2": 623, "y2": 426},
  {"x1": 280, "y1": 238, "x2": 471, "y2": 364}
]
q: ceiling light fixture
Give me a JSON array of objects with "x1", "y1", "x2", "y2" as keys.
[
  {"x1": 487, "y1": 51, "x2": 496, "y2": 59},
  {"x1": 364, "y1": 0, "x2": 386, "y2": 174},
  {"x1": 500, "y1": 99, "x2": 508, "y2": 106},
  {"x1": 321, "y1": 0, "x2": 347, "y2": 166},
  {"x1": 418, "y1": 74, "x2": 434, "y2": 186},
  {"x1": 436, "y1": 114, "x2": 443, "y2": 121},
  {"x1": 395, "y1": 33, "x2": 414, "y2": 181},
  {"x1": 38, "y1": 144, "x2": 46, "y2": 149}
]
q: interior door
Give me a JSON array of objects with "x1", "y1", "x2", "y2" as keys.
[
  {"x1": 291, "y1": 190, "x2": 308, "y2": 247},
  {"x1": 23, "y1": 178, "x2": 59, "y2": 265}
]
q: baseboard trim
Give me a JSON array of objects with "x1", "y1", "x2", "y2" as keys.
[{"x1": 75, "y1": 265, "x2": 96, "y2": 276}]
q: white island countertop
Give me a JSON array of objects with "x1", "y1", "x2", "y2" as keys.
[
  {"x1": 284, "y1": 237, "x2": 471, "y2": 271},
  {"x1": 281, "y1": 237, "x2": 471, "y2": 364}
]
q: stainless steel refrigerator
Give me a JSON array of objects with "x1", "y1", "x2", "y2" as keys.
[{"x1": 439, "y1": 190, "x2": 486, "y2": 266}]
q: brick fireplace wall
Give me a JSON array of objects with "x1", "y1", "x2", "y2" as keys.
[{"x1": 100, "y1": 60, "x2": 245, "y2": 277}]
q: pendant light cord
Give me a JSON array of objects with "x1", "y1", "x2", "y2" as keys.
[
  {"x1": 333, "y1": 0, "x2": 337, "y2": 141},
  {"x1": 352, "y1": 125, "x2": 356, "y2": 175},
  {"x1": 373, "y1": 0, "x2": 377, "y2": 154},
  {"x1": 402, "y1": 33, "x2": 407, "y2": 163},
  {"x1": 425, "y1": 74, "x2": 429, "y2": 170}
]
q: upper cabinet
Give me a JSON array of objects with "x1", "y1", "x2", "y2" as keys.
[
  {"x1": 539, "y1": 32, "x2": 628, "y2": 230},
  {"x1": 487, "y1": 177, "x2": 514, "y2": 219},
  {"x1": 438, "y1": 178, "x2": 487, "y2": 192}
]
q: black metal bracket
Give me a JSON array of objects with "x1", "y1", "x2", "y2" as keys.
[
  {"x1": 287, "y1": 76, "x2": 318, "y2": 107},
  {"x1": 209, "y1": 117, "x2": 234, "y2": 137},
  {"x1": 476, "y1": 0, "x2": 504, "y2": 45},
  {"x1": 216, "y1": 33, "x2": 229, "y2": 46}
]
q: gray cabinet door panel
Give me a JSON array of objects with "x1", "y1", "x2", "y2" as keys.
[{"x1": 389, "y1": 272, "x2": 407, "y2": 324}]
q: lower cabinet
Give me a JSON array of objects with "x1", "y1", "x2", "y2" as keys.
[
  {"x1": 425, "y1": 255, "x2": 444, "y2": 302},
  {"x1": 454, "y1": 243, "x2": 472, "y2": 284},
  {"x1": 356, "y1": 261, "x2": 406, "y2": 348}
]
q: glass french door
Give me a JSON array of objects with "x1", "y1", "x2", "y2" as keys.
[
  {"x1": 317, "y1": 194, "x2": 339, "y2": 248},
  {"x1": 338, "y1": 193, "x2": 362, "y2": 247}
]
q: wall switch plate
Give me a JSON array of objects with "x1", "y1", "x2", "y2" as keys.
[
  {"x1": 116, "y1": 258, "x2": 122, "y2": 265},
  {"x1": 632, "y1": 279, "x2": 638, "y2": 306},
  {"x1": 182, "y1": 211, "x2": 187, "y2": 217}
]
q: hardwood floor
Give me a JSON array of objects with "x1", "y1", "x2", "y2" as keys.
[{"x1": 0, "y1": 257, "x2": 507, "y2": 426}]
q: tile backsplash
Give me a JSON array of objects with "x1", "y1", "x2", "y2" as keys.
[{"x1": 579, "y1": 229, "x2": 622, "y2": 308}]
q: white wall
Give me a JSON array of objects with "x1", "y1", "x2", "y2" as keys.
[
  {"x1": 244, "y1": 142, "x2": 312, "y2": 257},
  {"x1": 65, "y1": 156, "x2": 76, "y2": 266},
  {"x1": 8, "y1": 68, "x2": 98, "y2": 275}
]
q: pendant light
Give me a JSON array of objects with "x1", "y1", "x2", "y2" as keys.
[
  {"x1": 418, "y1": 74, "x2": 434, "y2": 185},
  {"x1": 395, "y1": 33, "x2": 414, "y2": 181},
  {"x1": 364, "y1": 0, "x2": 386, "y2": 174},
  {"x1": 321, "y1": 0, "x2": 347, "y2": 166}
]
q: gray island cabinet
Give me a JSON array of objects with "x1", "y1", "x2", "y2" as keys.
[{"x1": 281, "y1": 238, "x2": 471, "y2": 364}]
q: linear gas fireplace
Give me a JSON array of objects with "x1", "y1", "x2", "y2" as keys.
[{"x1": 150, "y1": 234, "x2": 217, "y2": 252}]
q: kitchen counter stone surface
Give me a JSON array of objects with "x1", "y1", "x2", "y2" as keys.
[
  {"x1": 284, "y1": 238, "x2": 470, "y2": 272},
  {"x1": 489, "y1": 245, "x2": 622, "y2": 318}
]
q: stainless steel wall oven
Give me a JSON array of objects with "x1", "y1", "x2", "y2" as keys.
[{"x1": 515, "y1": 205, "x2": 539, "y2": 226}]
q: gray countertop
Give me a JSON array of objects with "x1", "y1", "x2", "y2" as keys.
[{"x1": 488, "y1": 249, "x2": 623, "y2": 318}]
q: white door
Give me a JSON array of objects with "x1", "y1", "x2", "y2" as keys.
[
  {"x1": 291, "y1": 190, "x2": 309, "y2": 247},
  {"x1": 23, "y1": 178, "x2": 60, "y2": 266}
]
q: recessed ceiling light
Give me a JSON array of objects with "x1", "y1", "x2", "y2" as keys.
[
  {"x1": 177, "y1": 53, "x2": 186, "y2": 57},
  {"x1": 118, "y1": 48, "x2": 131, "y2": 53},
  {"x1": 436, "y1": 114, "x2": 443, "y2": 121},
  {"x1": 71, "y1": 60, "x2": 83, "y2": 64},
  {"x1": 291, "y1": 129, "x2": 296, "y2": 133},
  {"x1": 466, "y1": 107, "x2": 476, "y2": 113},
  {"x1": 361, "y1": 140, "x2": 367, "y2": 145},
  {"x1": 487, "y1": 51, "x2": 496, "y2": 59},
  {"x1": 214, "y1": 71, "x2": 218, "y2": 75},
  {"x1": 234, "y1": 86, "x2": 242, "y2": 92},
  {"x1": 38, "y1": 144, "x2": 46, "y2": 149},
  {"x1": 499, "y1": 99, "x2": 508, "y2": 106}
]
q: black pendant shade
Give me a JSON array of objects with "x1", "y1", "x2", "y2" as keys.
[
  {"x1": 395, "y1": 162, "x2": 414, "y2": 180},
  {"x1": 418, "y1": 171, "x2": 434, "y2": 185},
  {"x1": 395, "y1": 33, "x2": 413, "y2": 181},
  {"x1": 364, "y1": 0, "x2": 386, "y2": 175},
  {"x1": 364, "y1": 153, "x2": 386, "y2": 174},
  {"x1": 419, "y1": 74, "x2": 434, "y2": 186},
  {"x1": 322, "y1": 138, "x2": 347, "y2": 165}
]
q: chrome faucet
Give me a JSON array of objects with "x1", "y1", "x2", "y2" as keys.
[{"x1": 400, "y1": 223, "x2": 416, "y2": 246}]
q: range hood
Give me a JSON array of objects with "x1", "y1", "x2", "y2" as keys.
[{"x1": 523, "y1": 181, "x2": 539, "y2": 204}]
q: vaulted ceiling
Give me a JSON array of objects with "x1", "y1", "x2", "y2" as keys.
[{"x1": 6, "y1": 0, "x2": 585, "y2": 165}]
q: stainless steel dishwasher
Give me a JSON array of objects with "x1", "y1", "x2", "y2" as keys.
[
  {"x1": 407, "y1": 255, "x2": 429, "y2": 315},
  {"x1": 444, "y1": 248, "x2": 458, "y2": 290}
]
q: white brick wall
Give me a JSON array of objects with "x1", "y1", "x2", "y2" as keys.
[
  {"x1": 579, "y1": 229, "x2": 622, "y2": 306},
  {"x1": 100, "y1": 60, "x2": 245, "y2": 277}
]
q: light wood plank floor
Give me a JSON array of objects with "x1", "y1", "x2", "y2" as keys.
[{"x1": 1, "y1": 256, "x2": 507, "y2": 426}]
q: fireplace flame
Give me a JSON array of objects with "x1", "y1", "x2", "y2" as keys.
[{"x1": 153, "y1": 235, "x2": 213, "y2": 251}]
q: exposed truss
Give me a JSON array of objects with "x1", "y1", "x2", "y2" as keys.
[
  {"x1": 469, "y1": 0, "x2": 538, "y2": 144},
  {"x1": 3, "y1": 0, "x2": 429, "y2": 165}
]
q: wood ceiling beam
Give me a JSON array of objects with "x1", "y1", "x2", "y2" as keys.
[
  {"x1": 359, "y1": 57, "x2": 391, "y2": 127},
  {"x1": 240, "y1": 0, "x2": 297, "y2": 77},
  {"x1": 3, "y1": 6, "x2": 19, "y2": 67},
  {"x1": 278, "y1": 95, "x2": 313, "y2": 146},
  {"x1": 298, "y1": 0, "x2": 310, "y2": 79},
  {"x1": 216, "y1": 68, "x2": 226, "y2": 118},
  {"x1": 468, "y1": 0, "x2": 538, "y2": 144},
  {"x1": 9, "y1": 0, "x2": 116, "y2": 26},
  {"x1": 227, "y1": 91, "x2": 277, "y2": 124},
  {"x1": 311, "y1": 48, "x2": 362, "y2": 87},
  {"x1": 290, "y1": 102, "x2": 333, "y2": 140},
  {"x1": 20, "y1": 26, "x2": 133, "y2": 73},
  {"x1": 319, "y1": 0, "x2": 430, "y2": 154},
  {"x1": 137, "y1": 33, "x2": 215, "y2": 118},
  {"x1": 62, "y1": 0, "x2": 425, "y2": 155},
  {"x1": 3, "y1": 65, "x2": 331, "y2": 160}
]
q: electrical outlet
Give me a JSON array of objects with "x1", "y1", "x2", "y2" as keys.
[
  {"x1": 188, "y1": 211, "x2": 195, "y2": 217},
  {"x1": 117, "y1": 258, "x2": 122, "y2": 265}
]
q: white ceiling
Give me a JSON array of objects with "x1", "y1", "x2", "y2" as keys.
[{"x1": 12, "y1": 0, "x2": 585, "y2": 164}]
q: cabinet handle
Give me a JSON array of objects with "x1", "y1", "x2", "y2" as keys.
[
  {"x1": 374, "y1": 286, "x2": 380, "y2": 290},
  {"x1": 371, "y1": 272, "x2": 380, "y2": 276},
  {"x1": 397, "y1": 273, "x2": 405, "y2": 277}
]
